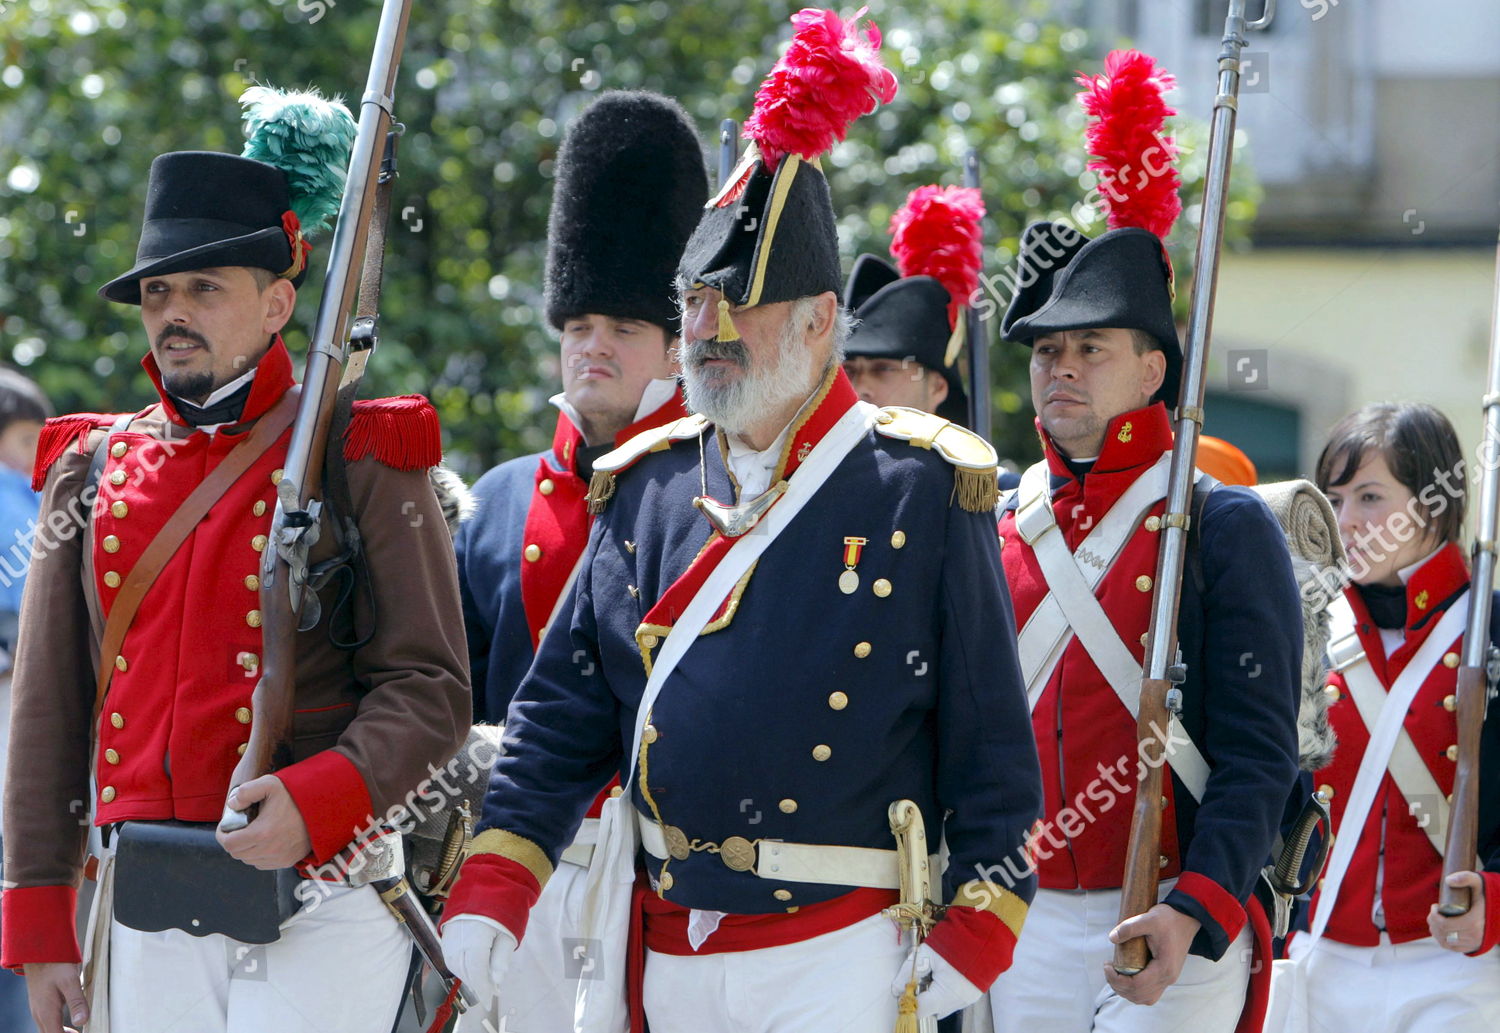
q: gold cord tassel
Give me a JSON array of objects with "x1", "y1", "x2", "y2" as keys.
[
  {"x1": 716, "y1": 298, "x2": 740, "y2": 342},
  {"x1": 586, "y1": 470, "x2": 616, "y2": 515},
  {"x1": 954, "y1": 466, "x2": 999, "y2": 513},
  {"x1": 895, "y1": 975, "x2": 920, "y2": 1033}
]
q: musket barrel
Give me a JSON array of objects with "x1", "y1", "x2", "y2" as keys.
[{"x1": 963, "y1": 148, "x2": 992, "y2": 442}]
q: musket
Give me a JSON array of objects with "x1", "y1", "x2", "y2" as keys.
[
  {"x1": 1439, "y1": 236, "x2": 1500, "y2": 915},
  {"x1": 718, "y1": 118, "x2": 739, "y2": 188},
  {"x1": 962, "y1": 148, "x2": 992, "y2": 442},
  {"x1": 1114, "y1": 0, "x2": 1276, "y2": 975}
]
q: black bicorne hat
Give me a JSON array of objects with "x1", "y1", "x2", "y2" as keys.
[
  {"x1": 844, "y1": 254, "x2": 969, "y2": 425},
  {"x1": 1000, "y1": 221, "x2": 1181, "y2": 405},
  {"x1": 99, "y1": 152, "x2": 307, "y2": 305},
  {"x1": 545, "y1": 91, "x2": 710, "y2": 333},
  {"x1": 677, "y1": 150, "x2": 842, "y2": 314}
]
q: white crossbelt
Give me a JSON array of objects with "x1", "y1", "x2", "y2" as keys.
[
  {"x1": 1013, "y1": 456, "x2": 1211, "y2": 800},
  {"x1": 636, "y1": 812, "x2": 936, "y2": 893},
  {"x1": 1326, "y1": 595, "x2": 1466, "y2": 861},
  {"x1": 1311, "y1": 592, "x2": 1470, "y2": 942}
]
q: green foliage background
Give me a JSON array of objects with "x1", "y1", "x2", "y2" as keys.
[{"x1": 0, "y1": 0, "x2": 1259, "y2": 475}]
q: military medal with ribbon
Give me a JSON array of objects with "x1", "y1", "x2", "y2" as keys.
[{"x1": 840, "y1": 536, "x2": 868, "y2": 594}]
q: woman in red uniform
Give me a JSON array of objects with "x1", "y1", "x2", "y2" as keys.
[{"x1": 1293, "y1": 402, "x2": 1500, "y2": 1031}]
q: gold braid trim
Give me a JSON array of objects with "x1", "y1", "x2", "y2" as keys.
[
  {"x1": 467, "y1": 829, "x2": 554, "y2": 892},
  {"x1": 586, "y1": 470, "x2": 616, "y2": 515},
  {"x1": 951, "y1": 879, "x2": 1029, "y2": 941},
  {"x1": 955, "y1": 467, "x2": 1000, "y2": 513}
]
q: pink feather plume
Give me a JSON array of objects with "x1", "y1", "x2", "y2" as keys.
[
  {"x1": 888, "y1": 185, "x2": 986, "y2": 329},
  {"x1": 742, "y1": 7, "x2": 898, "y2": 170},
  {"x1": 1075, "y1": 49, "x2": 1181, "y2": 239}
]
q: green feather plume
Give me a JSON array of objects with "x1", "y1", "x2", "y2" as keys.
[{"x1": 239, "y1": 85, "x2": 356, "y2": 235}]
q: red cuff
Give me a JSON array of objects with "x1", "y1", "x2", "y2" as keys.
[
  {"x1": 274, "y1": 749, "x2": 374, "y2": 865},
  {"x1": 924, "y1": 906, "x2": 1018, "y2": 991},
  {"x1": 1167, "y1": 871, "x2": 1247, "y2": 960},
  {"x1": 2, "y1": 884, "x2": 81, "y2": 969},
  {"x1": 1468, "y1": 870, "x2": 1500, "y2": 957},
  {"x1": 441, "y1": 855, "x2": 542, "y2": 944}
]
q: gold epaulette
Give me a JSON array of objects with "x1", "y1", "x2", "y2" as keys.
[
  {"x1": 586, "y1": 414, "x2": 711, "y2": 515},
  {"x1": 874, "y1": 406, "x2": 1000, "y2": 513}
]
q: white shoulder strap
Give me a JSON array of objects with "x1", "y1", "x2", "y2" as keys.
[{"x1": 1311, "y1": 592, "x2": 1470, "y2": 941}]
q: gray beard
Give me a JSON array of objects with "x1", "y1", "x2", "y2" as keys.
[{"x1": 681, "y1": 315, "x2": 819, "y2": 434}]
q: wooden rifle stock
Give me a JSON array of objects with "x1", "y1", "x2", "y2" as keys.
[{"x1": 1112, "y1": 0, "x2": 1274, "y2": 971}]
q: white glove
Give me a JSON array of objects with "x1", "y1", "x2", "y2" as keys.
[
  {"x1": 889, "y1": 943, "x2": 984, "y2": 1020},
  {"x1": 441, "y1": 915, "x2": 518, "y2": 1009}
]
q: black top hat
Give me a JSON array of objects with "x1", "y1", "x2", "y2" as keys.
[
  {"x1": 843, "y1": 254, "x2": 969, "y2": 425},
  {"x1": 99, "y1": 152, "x2": 307, "y2": 305},
  {"x1": 678, "y1": 151, "x2": 842, "y2": 312},
  {"x1": 1000, "y1": 221, "x2": 1181, "y2": 405},
  {"x1": 545, "y1": 91, "x2": 710, "y2": 333}
]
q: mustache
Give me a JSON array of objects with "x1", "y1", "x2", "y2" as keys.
[
  {"x1": 155, "y1": 326, "x2": 211, "y2": 351},
  {"x1": 682, "y1": 337, "x2": 749, "y2": 370}
]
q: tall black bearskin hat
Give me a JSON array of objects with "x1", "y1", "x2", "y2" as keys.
[
  {"x1": 1000, "y1": 49, "x2": 1184, "y2": 405},
  {"x1": 677, "y1": 8, "x2": 897, "y2": 342},
  {"x1": 844, "y1": 184, "x2": 987, "y2": 426},
  {"x1": 544, "y1": 91, "x2": 710, "y2": 334},
  {"x1": 100, "y1": 87, "x2": 355, "y2": 305}
]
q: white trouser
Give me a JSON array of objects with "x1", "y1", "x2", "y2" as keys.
[
  {"x1": 642, "y1": 911, "x2": 909, "y2": 1033},
  {"x1": 988, "y1": 884, "x2": 1250, "y2": 1033},
  {"x1": 108, "y1": 881, "x2": 409, "y2": 1033},
  {"x1": 1287, "y1": 933, "x2": 1500, "y2": 1033}
]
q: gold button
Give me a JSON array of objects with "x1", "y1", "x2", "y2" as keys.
[
  {"x1": 1136, "y1": 575, "x2": 1153, "y2": 593},
  {"x1": 271, "y1": 468, "x2": 284, "y2": 485},
  {"x1": 238, "y1": 652, "x2": 259, "y2": 671},
  {"x1": 237, "y1": 743, "x2": 248, "y2": 757},
  {"x1": 1446, "y1": 744, "x2": 1459, "y2": 762},
  {"x1": 539, "y1": 478, "x2": 555, "y2": 496},
  {"x1": 114, "y1": 655, "x2": 127, "y2": 672},
  {"x1": 1161, "y1": 796, "x2": 1169, "y2": 811},
  {"x1": 773, "y1": 889, "x2": 793, "y2": 901},
  {"x1": 251, "y1": 534, "x2": 267, "y2": 553},
  {"x1": 102, "y1": 535, "x2": 121, "y2": 553},
  {"x1": 659, "y1": 871, "x2": 674, "y2": 892},
  {"x1": 828, "y1": 691, "x2": 849, "y2": 711},
  {"x1": 236, "y1": 707, "x2": 252, "y2": 725},
  {"x1": 103, "y1": 571, "x2": 121, "y2": 588},
  {"x1": 1443, "y1": 652, "x2": 1460, "y2": 669},
  {"x1": 1141, "y1": 633, "x2": 1149, "y2": 646},
  {"x1": 110, "y1": 712, "x2": 124, "y2": 729},
  {"x1": 998, "y1": 535, "x2": 1006, "y2": 550},
  {"x1": 872, "y1": 578, "x2": 892, "y2": 598},
  {"x1": 244, "y1": 574, "x2": 260, "y2": 591},
  {"x1": 253, "y1": 499, "x2": 267, "y2": 517},
  {"x1": 891, "y1": 530, "x2": 906, "y2": 549},
  {"x1": 524, "y1": 543, "x2": 542, "y2": 562},
  {"x1": 1325, "y1": 686, "x2": 1340, "y2": 702},
  {"x1": 1444, "y1": 694, "x2": 1457, "y2": 712},
  {"x1": 1158, "y1": 855, "x2": 1169, "y2": 869},
  {"x1": 246, "y1": 610, "x2": 262, "y2": 628},
  {"x1": 609, "y1": 785, "x2": 624, "y2": 798},
  {"x1": 110, "y1": 501, "x2": 128, "y2": 519},
  {"x1": 779, "y1": 799, "x2": 798, "y2": 814},
  {"x1": 854, "y1": 642, "x2": 871, "y2": 658},
  {"x1": 1145, "y1": 516, "x2": 1161, "y2": 532},
  {"x1": 812, "y1": 744, "x2": 832, "y2": 762},
  {"x1": 110, "y1": 441, "x2": 127, "y2": 458},
  {"x1": 1318, "y1": 783, "x2": 1335, "y2": 801},
  {"x1": 1447, "y1": 793, "x2": 1454, "y2": 806},
  {"x1": 109, "y1": 469, "x2": 127, "y2": 486},
  {"x1": 641, "y1": 633, "x2": 659, "y2": 648},
  {"x1": 101, "y1": 786, "x2": 116, "y2": 803},
  {"x1": 104, "y1": 749, "x2": 119, "y2": 765},
  {"x1": 642, "y1": 724, "x2": 659, "y2": 744}
]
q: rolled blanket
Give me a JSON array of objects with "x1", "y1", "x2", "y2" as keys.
[{"x1": 1252, "y1": 478, "x2": 1344, "y2": 570}]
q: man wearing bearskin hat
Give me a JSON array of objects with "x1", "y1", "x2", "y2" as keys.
[
  {"x1": 1, "y1": 89, "x2": 469, "y2": 1032},
  {"x1": 452, "y1": 89, "x2": 707, "y2": 1032},
  {"x1": 441, "y1": 10, "x2": 1043, "y2": 1032},
  {"x1": 987, "y1": 51, "x2": 1302, "y2": 1031},
  {"x1": 842, "y1": 185, "x2": 984, "y2": 426}
]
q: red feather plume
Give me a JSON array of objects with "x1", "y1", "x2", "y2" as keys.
[
  {"x1": 742, "y1": 7, "x2": 898, "y2": 170},
  {"x1": 1075, "y1": 49, "x2": 1181, "y2": 239},
  {"x1": 888, "y1": 185, "x2": 986, "y2": 329}
]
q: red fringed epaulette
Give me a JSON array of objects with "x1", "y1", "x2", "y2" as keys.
[
  {"x1": 31, "y1": 413, "x2": 117, "y2": 492},
  {"x1": 342, "y1": 395, "x2": 443, "y2": 471}
]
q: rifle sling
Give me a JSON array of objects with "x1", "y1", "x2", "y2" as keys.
[{"x1": 92, "y1": 390, "x2": 300, "y2": 718}]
